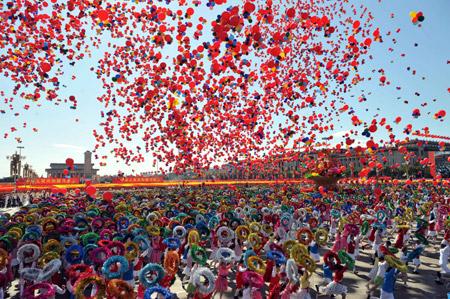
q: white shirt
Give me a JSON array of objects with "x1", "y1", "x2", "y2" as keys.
[
  {"x1": 242, "y1": 287, "x2": 252, "y2": 299},
  {"x1": 439, "y1": 245, "x2": 449, "y2": 266},
  {"x1": 376, "y1": 261, "x2": 387, "y2": 277}
]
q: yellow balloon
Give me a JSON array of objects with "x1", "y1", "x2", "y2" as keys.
[{"x1": 409, "y1": 11, "x2": 417, "y2": 18}]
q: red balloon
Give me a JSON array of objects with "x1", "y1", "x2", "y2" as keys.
[
  {"x1": 103, "y1": 191, "x2": 113, "y2": 201},
  {"x1": 63, "y1": 169, "x2": 69, "y2": 175},
  {"x1": 85, "y1": 180, "x2": 92, "y2": 186},
  {"x1": 273, "y1": 46, "x2": 282, "y2": 57},
  {"x1": 40, "y1": 62, "x2": 51, "y2": 73},
  {"x1": 228, "y1": 15, "x2": 240, "y2": 27},
  {"x1": 358, "y1": 168, "x2": 369, "y2": 177},
  {"x1": 97, "y1": 10, "x2": 109, "y2": 21},
  {"x1": 186, "y1": 7, "x2": 194, "y2": 16},
  {"x1": 364, "y1": 38, "x2": 372, "y2": 47},
  {"x1": 86, "y1": 185, "x2": 96, "y2": 197},
  {"x1": 74, "y1": 189, "x2": 81, "y2": 195},
  {"x1": 286, "y1": 8, "x2": 295, "y2": 18},
  {"x1": 157, "y1": 12, "x2": 166, "y2": 21},
  {"x1": 66, "y1": 158, "x2": 74, "y2": 166},
  {"x1": 244, "y1": 2, "x2": 255, "y2": 13}
]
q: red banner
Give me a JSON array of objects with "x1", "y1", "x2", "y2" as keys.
[
  {"x1": 16, "y1": 177, "x2": 80, "y2": 186},
  {"x1": 112, "y1": 176, "x2": 164, "y2": 184},
  {"x1": 428, "y1": 151, "x2": 436, "y2": 178}
]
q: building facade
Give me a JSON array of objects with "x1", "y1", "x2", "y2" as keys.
[
  {"x1": 176, "y1": 139, "x2": 450, "y2": 180},
  {"x1": 45, "y1": 151, "x2": 99, "y2": 179}
]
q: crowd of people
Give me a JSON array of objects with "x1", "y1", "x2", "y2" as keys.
[
  {"x1": 0, "y1": 183, "x2": 448, "y2": 299},
  {"x1": 0, "y1": 192, "x2": 30, "y2": 209}
]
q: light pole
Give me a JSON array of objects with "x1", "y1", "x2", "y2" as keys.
[{"x1": 17, "y1": 146, "x2": 24, "y2": 178}]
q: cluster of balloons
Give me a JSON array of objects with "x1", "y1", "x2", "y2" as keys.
[
  {"x1": 64, "y1": 158, "x2": 75, "y2": 177},
  {"x1": 0, "y1": 0, "x2": 446, "y2": 174},
  {"x1": 409, "y1": 11, "x2": 425, "y2": 25},
  {"x1": 434, "y1": 110, "x2": 447, "y2": 120}
]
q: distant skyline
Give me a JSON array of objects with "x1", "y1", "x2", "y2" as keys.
[{"x1": 0, "y1": 0, "x2": 449, "y2": 177}]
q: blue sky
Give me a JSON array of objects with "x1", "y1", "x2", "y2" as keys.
[{"x1": 0, "y1": 0, "x2": 449, "y2": 177}]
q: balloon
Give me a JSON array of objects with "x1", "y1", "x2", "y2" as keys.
[
  {"x1": 40, "y1": 62, "x2": 51, "y2": 73},
  {"x1": 0, "y1": 0, "x2": 441, "y2": 174},
  {"x1": 86, "y1": 186, "x2": 97, "y2": 197},
  {"x1": 286, "y1": 8, "x2": 295, "y2": 18},
  {"x1": 97, "y1": 10, "x2": 109, "y2": 22},
  {"x1": 186, "y1": 8, "x2": 194, "y2": 16},
  {"x1": 103, "y1": 191, "x2": 113, "y2": 201},
  {"x1": 63, "y1": 169, "x2": 69, "y2": 176},
  {"x1": 410, "y1": 11, "x2": 424, "y2": 24},
  {"x1": 66, "y1": 158, "x2": 74, "y2": 166},
  {"x1": 318, "y1": 186, "x2": 325, "y2": 194},
  {"x1": 244, "y1": 2, "x2": 256, "y2": 13},
  {"x1": 435, "y1": 110, "x2": 446, "y2": 119}
]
